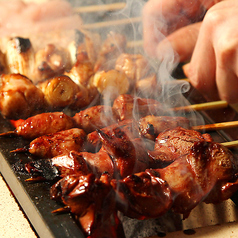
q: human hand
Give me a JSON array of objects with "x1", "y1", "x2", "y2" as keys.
[
  {"x1": 183, "y1": 0, "x2": 238, "y2": 103},
  {"x1": 142, "y1": 0, "x2": 207, "y2": 58}
]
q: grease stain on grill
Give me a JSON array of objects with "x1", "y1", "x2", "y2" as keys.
[{"x1": 183, "y1": 229, "x2": 196, "y2": 235}]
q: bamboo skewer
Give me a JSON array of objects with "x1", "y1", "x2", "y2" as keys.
[
  {"x1": 172, "y1": 100, "x2": 228, "y2": 112},
  {"x1": 192, "y1": 121, "x2": 238, "y2": 131},
  {"x1": 74, "y1": 3, "x2": 126, "y2": 13},
  {"x1": 83, "y1": 17, "x2": 142, "y2": 29},
  {"x1": 221, "y1": 140, "x2": 238, "y2": 148}
]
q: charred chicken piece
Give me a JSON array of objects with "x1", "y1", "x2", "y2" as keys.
[
  {"x1": 26, "y1": 126, "x2": 149, "y2": 180},
  {"x1": 139, "y1": 115, "x2": 191, "y2": 140},
  {"x1": 0, "y1": 111, "x2": 75, "y2": 140},
  {"x1": 112, "y1": 140, "x2": 238, "y2": 219},
  {"x1": 50, "y1": 173, "x2": 124, "y2": 238},
  {"x1": 158, "y1": 141, "x2": 238, "y2": 218},
  {"x1": 0, "y1": 73, "x2": 45, "y2": 119},
  {"x1": 73, "y1": 105, "x2": 120, "y2": 134},
  {"x1": 111, "y1": 170, "x2": 173, "y2": 220},
  {"x1": 112, "y1": 94, "x2": 163, "y2": 121},
  {"x1": 34, "y1": 44, "x2": 71, "y2": 83},
  {"x1": 4, "y1": 37, "x2": 35, "y2": 80},
  {"x1": 25, "y1": 150, "x2": 91, "y2": 181},
  {"x1": 97, "y1": 127, "x2": 151, "y2": 178},
  {"x1": 13, "y1": 128, "x2": 86, "y2": 159},
  {"x1": 94, "y1": 32, "x2": 127, "y2": 72},
  {"x1": 115, "y1": 53, "x2": 151, "y2": 89},
  {"x1": 87, "y1": 119, "x2": 140, "y2": 151},
  {"x1": 148, "y1": 126, "x2": 213, "y2": 167}
]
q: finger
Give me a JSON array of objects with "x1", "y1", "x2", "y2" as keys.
[
  {"x1": 156, "y1": 22, "x2": 202, "y2": 62},
  {"x1": 185, "y1": 19, "x2": 218, "y2": 101},
  {"x1": 215, "y1": 35, "x2": 238, "y2": 103},
  {"x1": 143, "y1": 0, "x2": 204, "y2": 57}
]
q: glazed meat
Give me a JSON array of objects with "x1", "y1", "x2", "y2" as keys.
[
  {"x1": 15, "y1": 128, "x2": 86, "y2": 159},
  {"x1": 149, "y1": 127, "x2": 213, "y2": 167},
  {"x1": 113, "y1": 94, "x2": 163, "y2": 121},
  {"x1": 73, "y1": 105, "x2": 120, "y2": 134},
  {"x1": 0, "y1": 73, "x2": 45, "y2": 119},
  {"x1": 138, "y1": 115, "x2": 191, "y2": 140},
  {"x1": 112, "y1": 140, "x2": 238, "y2": 219},
  {"x1": 86, "y1": 119, "x2": 140, "y2": 151},
  {"x1": 1, "y1": 112, "x2": 75, "y2": 140}
]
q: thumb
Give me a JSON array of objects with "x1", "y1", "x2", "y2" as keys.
[{"x1": 156, "y1": 22, "x2": 202, "y2": 63}]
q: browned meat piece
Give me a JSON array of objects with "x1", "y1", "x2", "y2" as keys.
[
  {"x1": 26, "y1": 127, "x2": 149, "y2": 180},
  {"x1": 115, "y1": 53, "x2": 151, "y2": 89},
  {"x1": 50, "y1": 173, "x2": 124, "y2": 238},
  {"x1": 149, "y1": 127, "x2": 213, "y2": 167},
  {"x1": 20, "y1": 128, "x2": 86, "y2": 158},
  {"x1": 111, "y1": 170, "x2": 173, "y2": 219},
  {"x1": 0, "y1": 112, "x2": 75, "y2": 140},
  {"x1": 139, "y1": 115, "x2": 191, "y2": 140},
  {"x1": 73, "y1": 105, "x2": 120, "y2": 134},
  {"x1": 34, "y1": 44, "x2": 71, "y2": 82},
  {"x1": 112, "y1": 140, "x2": 238, "y2": 219},
  {"x1": 0, "y1": 73, "x2": 45, "y2": 119},
  {"x1": 158, "y1": 141, "x2": 238, "y2": 218},
  {"x1": 112, "y1": 94, "x2": 163, "y2": 121},
  {"x1": 94, "y1": 32, "x2": 127, "y2": 72},
  {"x1": 97, "y1": 128, "x2": 151, "y2": 178},
  {"x1": 86, "y1": 119, "x2": 140, "y2": 151},
  {"x1": 24, "y1": 151, "x2": 91, "y2": 181}
]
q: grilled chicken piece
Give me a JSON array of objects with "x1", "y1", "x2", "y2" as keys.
[
  {"x1": 111, "y1": 170, "x2": 173, "y2": 220},
  {"x1": 64, "y1": 58, "x2": 98, "y2": 107},
  {"x1": 97, "y1": 128, "x2": 151, "y2": 178},
  {"x1": 0, "y1": 112, "x2": 75, "y2": 140},
  {"x1": 4, "y1": 37, "x2": 35, "y2": 80},
  {"x1": 65, "y1": 57, "x2": 94, "y2": 87},
  {"x1": 92, "y1": 69, "x2": 130, "y2": 102},
  {"x1": 87, "y1": 119, "x2": 139, "y2": 151},
  {"x1": 158, "y1": 141, "x2": 238, "y2": 217},
  {"x1": 112, "y1": 140, "x2": 238, "y2": 219},
  {"x1": 26, "y1": 126, "x2": 149, "y2": 180},
  {"x1": 135, "y1": 74, "x2": 161, "y2": 99},
  {"x1": 112, "y1": 94, "x2": 163, "y2": 121},
  {"x1": 115, "y1": 53, "x2": 151, "y2": 89},
  {"x1": 139, "y1": 115, "x2": 190, "y2": 140},
  {"x1": 94, "y1": 32, "x2": 127, "y2": 72},
  {"x1": 50, "y1": 173, "x2": 124, "y2": 238},
  {"x1": 149, "y1": 127, "x2": 213, "y2": 167},
  {"x1": 0, "y1": 73, "x2": 45, "y2": 119},
  {"x1": 33, "y1": 44, "x2": 71, "y2": 83},
  {"x1": 13, "y1": 128, "x2": 86, "y2": 159},
  {"x1": 73, "y1": 105, "x2": 120, "y2": 134}
]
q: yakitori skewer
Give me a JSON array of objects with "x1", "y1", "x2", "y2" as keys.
[
  {"x1": 172, "y1": 100, "x2": 228, "y2": 112},
  {"x1": 83, "y1": 17, "x2": 142, "y2": 30},
  {"x1": 74, "y1": 3, "x2": 126, "y2": 13},
  {"x1": 192, "y1": 121, "x2": 238, "y2": 131},
  {"x1": 221, "y1": 140, "x2": 238, "y2": 148}
]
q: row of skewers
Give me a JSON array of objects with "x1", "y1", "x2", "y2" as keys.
[
  {"x1": 1, "y1": 93, "x2": 238, "y2": 238},
  {"x1": 0, "y1": 29, "x2": 158, "y2": 120},
  {"x1": 0, "y1": 12, "x2": 237, "y2": 236}
]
